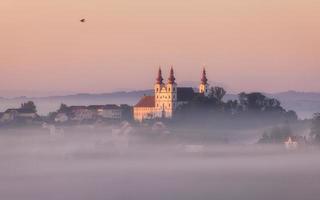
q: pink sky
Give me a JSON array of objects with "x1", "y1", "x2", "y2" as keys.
[{"x1": 1, "y1": 0, "x2": 320, "y2": 96}]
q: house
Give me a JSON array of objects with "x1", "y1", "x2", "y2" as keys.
[
  {"x1": 88, "y1": 104, "x2": 122, "y2": 120},
  {"x1": 100, "y1": 104, "x2": 122, "y2": 119},
  {"x1": 0, "y1": 108, "x2": 38, "y2": 123},
  {"x1": 69, "y1": 106, "x2": 94, "y2": 121},
  {"x1": 133, "y1": 67, "x2": 209, "y2": 122},
  {"x1": 54, "y1": 112, "x2": 69, "y2": 123},
  {"x1": 284, "y1": 137, "x2": 298, "y2": 149}
]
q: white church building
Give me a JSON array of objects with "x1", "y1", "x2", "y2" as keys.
[{"x1": 133, "y1": 67, "x2": 210, "y2": 122}]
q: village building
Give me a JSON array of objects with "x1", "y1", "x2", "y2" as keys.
[
  {"x1": 54, "y1": 112, "x2": 69, "y2": 123},
  {"x1": 133, "y1": 67, "x2": 210, "y2": 122},
  {"x1": 88, "y1": 104, "x2": 122, "y2": 120},
  {"x1": 54, "y1": 104, "x2": 124, "y2": 122},
  {"x1": 0, "y1": 108, "x2": 38, "y2": 123},
  {"x1": 68, "y1": 106, "x2": 94, "y2": 121},
  {"x1": 284, "y1": 137, "x2": 298, "y2": 149}
]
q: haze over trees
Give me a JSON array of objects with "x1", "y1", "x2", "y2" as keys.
[
  {"x1": 20, "y1": 101, "x2": 37, "y2": 112},
  {"x1": 174, "y1": 87, "x2": 298, "y2": 126},
  {"x1": 310, "y1": 113, "x2": 320, "y2": 143}
]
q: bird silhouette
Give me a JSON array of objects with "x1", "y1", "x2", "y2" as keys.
[{"x1": 80, "y1": 19, "x2": 86, "y2": 23}]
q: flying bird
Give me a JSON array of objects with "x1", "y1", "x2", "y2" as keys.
[{"x1": 80, "y1": 19, "x2": 86, "y2": 23}]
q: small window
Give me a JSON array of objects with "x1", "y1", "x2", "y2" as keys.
[{"x1": 168, "y1": 88, "x2": 170, "y2": 92}]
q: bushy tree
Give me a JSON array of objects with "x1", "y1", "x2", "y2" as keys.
[
  {"x1": 238, "y1": 92, "x2": 285, "y2": 113},
  {"x1": 209, "y1": 87, "x2": 226, "y2": 102},
  {"x1": 20, "y1": 101, "x2": 37, "y2": 112},
  {"x1": 259, "y1": 124, "x2": 292, "y2": 144},
  {"x1": 310, "y1": 113, "x2": 320, "y2": 143},
  {"x1": 57, "y1": 103, "x2": 69, "y2": 113}
]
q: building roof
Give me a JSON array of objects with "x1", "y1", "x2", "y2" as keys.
[
  {"x1": 87, "y1": 105, "x2": 106, "y2": 110},
  {"x1": 69, "y1": 106, "x2": 87, "y2": 110},
  {"x1": 135, "y1": 96, "x2": 155, "y2": 108},
  {"x1": 177, "y1": 87, "x2": 195, "y2": 101},
  {"x1": 88, "y1": 104, "x2": 120, "y2": 110},
  {"x1": 104, "y1": 104, "x2": 121, "y2": 109},
  {"x1": 5, "y1": 108, "x2": 36, "y2": 114}
]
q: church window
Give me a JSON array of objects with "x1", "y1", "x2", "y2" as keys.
[{"x1": 168, "y1": 88, "x2": 170, "y2": 92}]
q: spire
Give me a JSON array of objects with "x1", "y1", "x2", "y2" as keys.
[
  {"x1": 201, "y1": 67, "x2": 208, "y2": 85},
  {"x1": 168, "y1": 66, "x2": 176, "y2": 84},
  {"x1": 156, "y1": 67, "x2": 164, "y2": 84}
]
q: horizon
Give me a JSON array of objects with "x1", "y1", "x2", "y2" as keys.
[{"x1": 1, "y1": 88, "x2": 320, "y2": 99}]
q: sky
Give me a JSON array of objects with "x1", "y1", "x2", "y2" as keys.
[{"x1": 1, "y1": 0, "x2": 320, "y2": 97}]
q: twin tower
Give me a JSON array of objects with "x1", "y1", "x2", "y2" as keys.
[{"x1": 153, "y1": 67, "x2": 209, "y2": 118}]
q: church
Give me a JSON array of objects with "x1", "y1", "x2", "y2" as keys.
[{"x1": 133, "y1": 67, "x2": 210, "y2": 122}]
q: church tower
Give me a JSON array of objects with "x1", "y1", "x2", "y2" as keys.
[
  {"x1": 154, "y1": 67, "x2": 164, "y2": 94},
  {"x1": 154, "y1": 66, "x2": 177, "y2": 118},
  {"x1": 199, "y1": 68, "x2": 209, "y2": 96},
  {"x1": 166, "y1": 67, "x2": 177, "y2": 117}
]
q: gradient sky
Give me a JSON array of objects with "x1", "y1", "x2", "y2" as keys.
[{"x1": 1, "y1": 0, "x2": 320, "y2": 96}]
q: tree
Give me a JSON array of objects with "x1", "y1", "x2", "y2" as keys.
[
  {"x1": 57, "y1": 103, "x2": 69, "y2": 113},
  {"x1": 20, "y1": 101, "x2": 37, "y2": 113},
  {"x1": 258, "y1": 124, "x2": 292, "y2": 144},
  {"x1": 209, "y1": 87, "x2": 226, "y2": 102},
  {"x1": 310, "y1": 113, "x2": 320, "y2": 143}
]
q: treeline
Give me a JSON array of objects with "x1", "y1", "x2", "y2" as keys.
[{"x1": 173, "y1": 87, "x2": 298, "y2": 126}]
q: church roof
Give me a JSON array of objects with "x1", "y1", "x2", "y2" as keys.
[
  {"x1": 135, "y1": 96, "x2": 155, "y2": 107},
  {"x1": 177, "y1": 87, "x2": 195, "y2": 101}
]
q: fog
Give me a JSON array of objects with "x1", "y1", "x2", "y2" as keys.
[{"x1": 1, "y1": 126, "x2": 320, "y2": 200}]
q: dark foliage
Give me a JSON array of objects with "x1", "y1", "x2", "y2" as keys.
[
  {"x1": 20, "y1": 101, "x2": 37, "y2": 113},
  {"x1": 258, "y1": 124, "x2": 292, "y2": 144},
  {"x1": 310, "y1": 113, "x2": 320, "y2": 143},
  {"x1": 174, "y1": 89, "x2": 297, "y2": 125}
]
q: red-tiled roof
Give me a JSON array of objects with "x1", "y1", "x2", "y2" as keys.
[{"x1": 135, "y1": 96, "x2": 155, "y2": 107}]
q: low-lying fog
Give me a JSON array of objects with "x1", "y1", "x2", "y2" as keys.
[{"x1": 1, "y1": 127, "x2": 320, "y2": 200}]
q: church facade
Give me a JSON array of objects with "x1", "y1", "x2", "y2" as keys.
[{"x1": 133, "y1": 67, "x2": 210, "y2": 122}]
